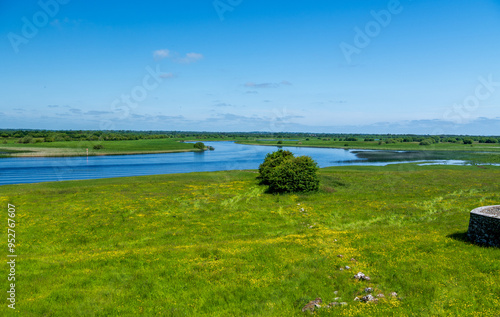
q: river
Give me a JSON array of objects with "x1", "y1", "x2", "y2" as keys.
[{"x1": 0, "y1": 141, "x2": 466, "y2": 185}]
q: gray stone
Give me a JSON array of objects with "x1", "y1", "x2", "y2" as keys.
[
  {"x1": 326, "y1": 302, "x2": 339, "y2": 308},
  {"x1": 302, "y1": 298, "x2": 322, "y2": 312},
  {"x1": 354, "y1": 272, "x2": 370, "y2": 281},
  {"x1": 361, "y1": 294, "x2": 375, "y2": 302}
]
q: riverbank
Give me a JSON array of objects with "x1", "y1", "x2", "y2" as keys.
[
  {"x1": 0, "y1": 146, "x2": 200, "y2": 157},
  {"x1": 0, "y1": 139, "x2": 201, "y2": 157},
  {"x1": 2, "y1": 164, "x2": 499, "y2": 316}
]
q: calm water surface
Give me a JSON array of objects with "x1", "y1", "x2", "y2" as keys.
[{"x1": 0, "y1": 141, "x2": 464, "y2": 185}]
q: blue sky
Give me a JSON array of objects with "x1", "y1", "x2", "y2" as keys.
[{"x1": 1, "y1": 0, "x2": 500, "y2": 134}]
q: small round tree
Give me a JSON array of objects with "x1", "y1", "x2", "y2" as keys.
[{"x1": 258, "y1": 150, "x2": 320, "y2": 193}]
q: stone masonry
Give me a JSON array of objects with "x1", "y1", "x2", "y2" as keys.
[{"x1": 467, "y1": 205, "x2": 500, "y2": 247}]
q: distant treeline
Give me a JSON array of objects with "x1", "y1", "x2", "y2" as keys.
[{"x1": 0, "y1": 129, "x2": 499, "y2": 145}]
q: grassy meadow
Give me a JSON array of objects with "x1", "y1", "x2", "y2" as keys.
[
  {"x1": 0, "y1": 139, "x2": 197, "y2": 157},
  {"x1": 1, "y1": 164, "x2": 500, "y2": 316}
]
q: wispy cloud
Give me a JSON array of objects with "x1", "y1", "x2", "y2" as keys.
[
  {"x1": 213, "y1": 102, "x2": 239, "y2": 108},
  {"x1": 160, "y1": 73, "x2": 175, "y2": 79},
  {"x1": 153, "y1": 49, "x2": 171, "y2": 60},
  {"x1": 244, "y1": 80, "x2": 292, "y2": 89},
  {"x1": 153, "y1": 49, "x2": 203, "y2": 64},
  {"x1": 50, "y1": 17, "x2": 83, "y2": 28},
  {"x1": 175, "y1": 52, "x2": 204, "y2": 64},
  {"x1": 85, "y1": 111, "x2": 112, "y2": 116}
]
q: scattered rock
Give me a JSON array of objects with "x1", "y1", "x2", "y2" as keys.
[
  {"x1": 325, "y1": 302, "x2": 339, "y2": 308},
  {"x1": 376, "y1": 293, "x2": 385, "y2": 298},
  {"x1": 302, "y1": 298, "x2": 322, "y2": 313},
  {"x1": 390, "y1": 292, "x2": 398, "y2": 298},
  {"x1": 339, "y1": 268, "x2": 344, "y2": 271},
  {"x1": 361, "y1": 294, "x2": 377, "y2": 303},
  {"x1": 354, "y1": 297, "x2": 360, "y2": 301},
  {"x1": 353, "y1": 272, "x2": 371, "y2": 281},
  {"x1": 337, "y1": 254, "x2": 343, "y2": 258},
  {"x1": 300, "y1": 208, "x2": 305, "y2": 212},
  {"x1": 333, "y1": 291, "x2": 338, "y2": 295},
  {"x1": 340, "y1": 302, "x2": 348, "y2": 306},
  {"x1": 345, "y1": 266, "x2": 351, "y2": 270},
  {"x1": 334, "y1": 297, "x2": 341, "y2": 301},
  {"x1": 364, "y1": 287, "x2": 373, "y2": 293},
  {"x1": 350, "y1": 258, "x2": 357, "y2": 262}
]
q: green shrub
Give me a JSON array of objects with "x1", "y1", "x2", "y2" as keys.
[
  {"x1": 18, "y1": 135, "x2": 34, "y2": 144},
  {"x1": 419, "y1": 140, "x2": 432, "y2": 146},
  {"x1": 267, "y1": 156, "x2": 320, "y2": 193},
  {"x1": 258, "y1": 149, "x2": 294, "y2": 185},
  {"x1": 193, "y1": 142, "x2": 205, "y2": 150},
  {"x1": 93, "y1": 144, "x2": 104, "y2": 150},
  {"x1": 258, "y1": 150, "x2": 319, "y2": 193}
]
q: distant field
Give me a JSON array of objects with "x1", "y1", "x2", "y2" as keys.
[
  {"x1": 2, "y1": 164, "x2": 499, "y2": 316},
  {"x1": 0, "y1": 139, "x2": 198, "y2": 157}
]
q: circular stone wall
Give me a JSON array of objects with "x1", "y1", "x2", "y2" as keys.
[{"x1": 467, "y1": 205, "x2": 500, "y2": 247}]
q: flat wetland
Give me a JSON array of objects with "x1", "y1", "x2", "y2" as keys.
[{"x1": 1, "y1": 164, "x2": 499, "y2": 316}]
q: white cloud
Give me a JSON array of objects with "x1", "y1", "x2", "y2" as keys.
[
  {"x1": 159, "y1": 73, "x2": 175, "y2": 79},
  {"x1": 153, "y1": 49, "x2": 203, "y2": 64},
  {"x1": 153, "y1": 49, "x2": 171, "y2": 60},
  {"x1": 176, "y1": 52, "x2": 204, "y2": 64}
]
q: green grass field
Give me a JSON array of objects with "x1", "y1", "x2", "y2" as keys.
[
  {"x1": 0, "y1": 139, "x2": 198, "y2": 157},
  {"x1": 1, "y1": 164, "x2": 499, "y2": 316}
]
